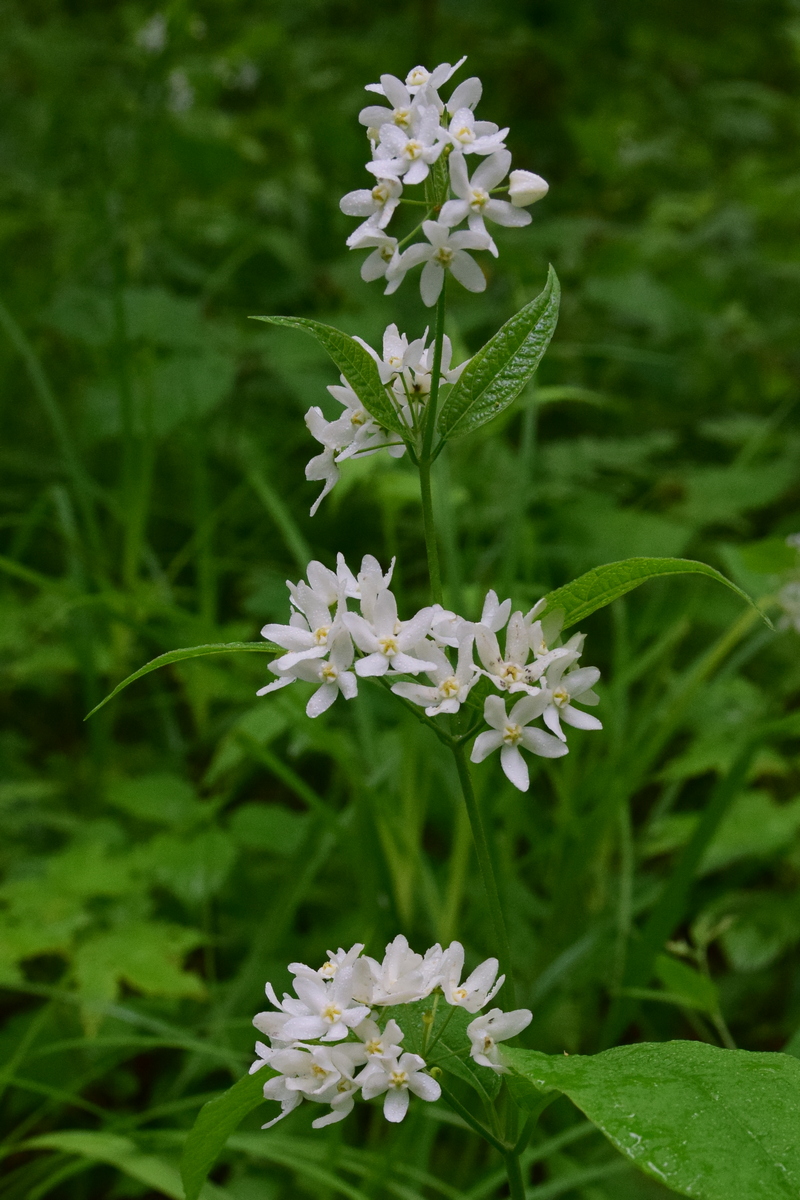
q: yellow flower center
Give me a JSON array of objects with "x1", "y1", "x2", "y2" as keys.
[
  {"x1": 311, "y1": 1064, "x2": 328, "y2": 1077},
  {"x1": 322, "y1": 1003, "x2": 342, "y2": 1023},
  {"x1": 404, "y1": 139, "x2": 423, "y2": 160},
  {"x1": 469, "y1": 187, "x2": 489, "y2": 210},
  {"x1": 499, "y1": 662, "x2": 523, "y2": 683},
  {"x1": 453, "y1": 986, "x2": 469, "y2": 1001},
  {"x1": 350, "y1": 408, "x2": 367, "y2": 425},
  {"x1": 390, "y1": 1070, "x2": 409, "y2": 1089},
  {"x1": 366, "y1": 1038, "x2": 382, "y2": 1055},
  {"x1": 406, "y1": 67, "x2": 428, "y2": 88},
  {"x1": 379, "y1": 244, "x2": 394, "y2": 262},
  {"x1": 312, "y1": 625, "x2": 330, "y2": 644},
  {"x1": 454, "y1": 123, "x2": 474, "y2": 144},
  {"x1": 502, "y1": 722, "x2": 523, "y2": 746},
  {"x1": 319, "y1": 962, "x2": 337, "y2": 978},
  {"x1": 440, "y1": 677, "x2": 460, "y2": 698},
  {"x1": 378, "y1": 636, "x2": 398, "y2": 657},
  {"x1": 392, "y1": 107, "x2": 411, "y2": 128},
  {"x1": 553, "y1": 687, "x2": 570, "y2": 709},
  {"x1": 321, "y1": 663, "x2": 338, "y2": 683},
  {"x1": 433, "y1": 247, "x2": 454, "y2": 268},
  {"x1": 482, "y1": 1035, "x2": 495, "y2": 1053},
  {"x1": 372, "y1": 181, "x2": 392, "y2": 204}
]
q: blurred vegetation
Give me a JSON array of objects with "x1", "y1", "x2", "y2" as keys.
[{"x1": 2, "y1": 0, "x2": 800, "y2": 1196}]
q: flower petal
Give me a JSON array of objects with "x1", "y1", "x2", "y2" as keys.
[
  {"x1": 471, "y1": 729, "x2": 504, "y2": 763},
  {"x1": 500, "y1": 744, "x2": 530, "y2": 791}
]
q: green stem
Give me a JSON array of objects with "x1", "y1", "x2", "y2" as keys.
[
  {"x1": 437, "y1": 1079, "x2": 507, "y2": 1155},
  {"x1": 451, "y1": 742, "x2": 516, "y2": 1009},
  {"x1": 419, "y1": 281, "x2": 447, "y2": 605},
  {"x1": 504, "y1": 1151, "x2": 527, "y2": 1200}
]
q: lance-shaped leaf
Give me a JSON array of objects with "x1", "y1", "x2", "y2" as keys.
[
  {"x1": 437, "y1": 265, "x2": 560, "y2": 439},
  {"x1": 181, "y1": 1069, "x2": 270, "y2": 1200},
  {"x1": 505, "y1": 1041, "x2": 800, "y2": 1199},
  {"x1": 84, "y1": 642, "x2": 280, "y2": 719},
  {"x1": 250, "y1": 315, "x2": 406, "y2": 436},
  {"x1": 537, "y1": 556, "x2": 769, "y2": 631}
]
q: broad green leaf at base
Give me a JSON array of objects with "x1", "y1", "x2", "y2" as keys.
[
  {"x1": 506, "y1": 1041, "x2": 800, "y2": 1199},
  {"x1": 181, "y1": 1068, "x2": 271, "y2": 1200},
  {"x1": 539, "y1": 557, "x2": 769, "y2": 630}
]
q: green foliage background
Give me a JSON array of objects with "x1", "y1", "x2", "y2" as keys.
[{"x1": 2, "y1": 0, "x2": 800, "y2": 1196}]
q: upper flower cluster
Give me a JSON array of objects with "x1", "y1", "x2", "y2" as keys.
[
  {"x1": 304, "y1": 322, "x2": 468, "y2": 515},
  {"x1": 259, "y1": 553, "x2": 601, "y2": 790},
  {"x1": 341, "y1": 59, "x2": 549, "y2": 306},
  {"x1": 250, "y1": 934, "x2": 531, "y2": 1128}
]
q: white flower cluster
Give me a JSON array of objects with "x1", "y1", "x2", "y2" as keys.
[
  {"x1": 304, "y1": 322, "x2": 468, "y2": 515},
  {"x1": 250, "y1": 935, "x2": 531, "y2": 1128},
  {"x1": 259, "y1": 554, "x2": 601, "y2": 791},
  {"x1": 341, "y1": 59, "x2": 549, "y2": 306}
]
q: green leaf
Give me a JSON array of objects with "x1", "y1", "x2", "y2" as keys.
[
  {"x1": 539, "y1": 557, "x2": 769, "y2": 630},
  {"x1": 437, "y1": 265, "x2": 560, "y2": 439},
  {"x1": 181, "y1": 1068, "x2": 271, "y2": 1200},
  {"x1": 250, "y1": 315, "x2": 406, "y2": 436},
  {"x1": 84, "y1": 642, "x2": 280, "y2": 720},
  {"x1": 506, "y1": 1041, "x2": 800, "y2": 1199},
  {"x1": 23, "y1": 1130, "x2": 229, "y2": 1199}
]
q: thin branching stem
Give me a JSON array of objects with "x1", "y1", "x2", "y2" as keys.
[{"x1": 419, "y1": 281, "x2": 447, "y2": 604}]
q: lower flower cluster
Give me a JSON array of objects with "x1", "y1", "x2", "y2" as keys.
[
  {"x1": 250, "y1": 936, "x2": 532, "y2": 1128},
  {"x1": 258, "y1": 553, "x2": 602, "y2": 790}
]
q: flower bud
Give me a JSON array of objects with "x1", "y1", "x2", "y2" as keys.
[{"x1": 508, "y1": 169, "x2": 549, "y2": 207}]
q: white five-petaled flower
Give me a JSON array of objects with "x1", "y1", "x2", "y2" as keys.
[
  {"x1": 440, "y1": 941, "x2": 504, "y2": 1012},
  {"x1": 440, "y1": 151, "x2": 531, "y2": 254},
  {"x1": 390, "y1": 220, "x2": 491, "y2": 306},
  {"x1": 315, "y1": 943, "x2": 365, "y2": 980},
  {"x1": 471, "y1": 693, "x2": 568, "y2": 791},
  {"x1": 349, "y1": 229, "x2": 402, "y2": 283},
  {"x1": 345, "y1": 589, "x2": 436, "y2": 676},
  {"x1": 341, "y1": 175, "x2": 404, "y2": 244},
  {"x1": 359, "y1": 1051, "x2": 441, "y2": 1123},
  {"x1": 254, "y1": 966, "x2": 370, "y2": 1044},
  {"x1": 369, "y1": 106, "x2": 447, "y2": 186},
  {"x1": 391, "y1": 635, "x2": 479, "y2": 716},
  {"x1": 466, "y1": 1007, "x2": 532, "y2": 1073},
  {"x1": 355, "y1": 934, "x2": 444, "y2": 1005},
  {"x1": 475, "y1": 608, "x2": 541, "y2": 694},
  {"x1": 359, "y1": 73, "x2": 432, "y2": 134},
  {"x1": 446, "y1": 106, "x2": 508, "y2": 155},
  {"x1": 508, "y1": 169, "x2": 550, "y2": 207},
  {"x1": 401, "y1": 58, "x2": 467, "y2": 95},
  {"x1": 541, "y1": 656, "x2": 602, "y2": 742},
  {"x1": 259, "y1": 1043, "x2": 367, "y2": 1129},
  {"x1": 355, "y1": 1016, "x2": 405, "y2": 1059}
]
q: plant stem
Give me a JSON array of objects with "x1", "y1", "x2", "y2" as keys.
[
  {"x1": 504, "y1": 1151, "x2": 527, "y2": 1200},
  {"x1": 437, "y1": 1079, "x2": 507, "y2": 1155},
  {"x1": 451, "y1": 742, "x2": 516, "y2": 1009},
  {"x1": 419, "y1": 281, "x2": 447, "y2": 605}
]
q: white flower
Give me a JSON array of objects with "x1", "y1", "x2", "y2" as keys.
[
  {"x1": 291, "y1": 633, "x2": 359, "y2": 718},
  {"x1": 254, "y1": 966, "x2": 370, "y2": 1044},
  {"x1": 440, "y1": 941, "x2": 504, "y2": 1012},
  {"x1": 341, "y1": 176, "x2": 404, "y2": 244},
  {"x1": 369, "y1": 106, "x2": 447, "y2": 186},
  {"x1": 402, "y1": 58, "x2": 467, "y2": 95},
  {"x1": 440, "y1": 151, "x2": 531, "y2": 253},
  {"x1": 136, "y1": 12, "x2": 167, "y2": 53},
  {"x1": 446, "y1": 107, "x2": 508, "y2": 155},
  {"x1": 349, "y1": 229, "x2": 402, "y2": 283},
  {"x1": 355, "y1": 1016, "x2": 405, "y2": 1059},
  {"x1": 475, "y1": 608, "x2": 541, "y2": 693},
  {"x1": 260, "y1": 576, "x2": 341, "y2": 670},
  {"x1": 508, "y1": 169, "x2": 549, "y2": 207},
  {"x1": 336, "y1": 553, "x2": 395, "y2": 608},
  {"x1": 359, "y1": 1051, "x2": 441, "y2": 1123},
  {"x1": 358, "y1": 73, "x2": 431, "y2": 133},
  {"x1": 303, "y1": 411, "x2": 343, "y2": 515},
  {"x1": 541, "y1": 657, "x2": 602, "y2": 742},
  {"x1": 466, "y1": 1007, "x2": 532, "y2": 1073},
  {"x1": 428, "y1": 603, "x2": 473, "y2": 648},
  {"x1": 315, "y1": 942, "x2": 366, "y2": 980},
  {"x1": 471, "y1": 693, "x2": 568, "y2": 791},
  {"x1": 478, "y1": 589, "x2": 512, "y2": 634},
  {"x1": 391, "y1": 635, "x2": 478, "y2": 716},
  {"x1": 310, "y1": 1045, "x2": 367, "y2": 1128},
  {"x1": 345, "y1": 590, "x2": 436, "y2": 677},
  {"x1": 355, "y1": 935, "x2": 444, "y2": 1005},
  {"x1": 261, "y1": 1044, "x2": 367, "y2": 1129},
  {"x1": 390, "y1": 220, "x2": 491, "y2": 306}
]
